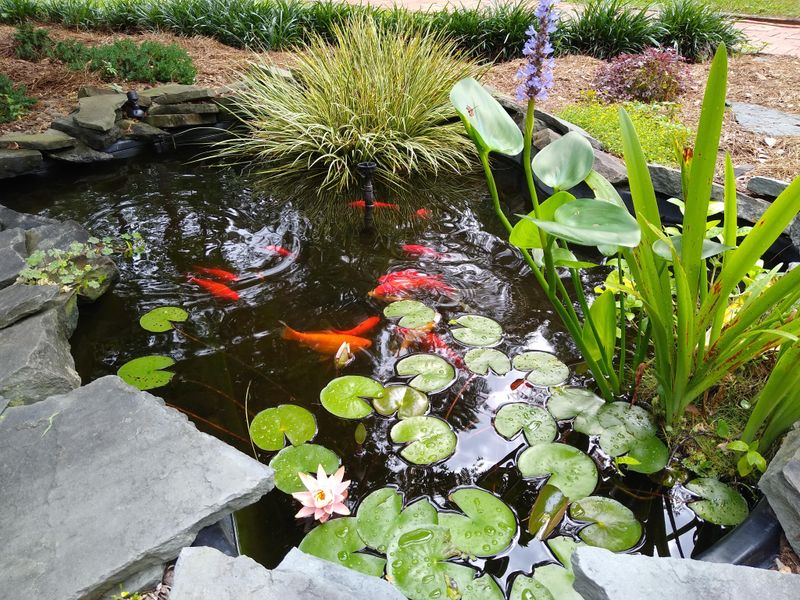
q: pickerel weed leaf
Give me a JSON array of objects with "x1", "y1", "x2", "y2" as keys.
[
  {"x1": 395, "y1": 353, "x2": 456, "y2": 393},
  {"x1": 527, "y1": 483, "x2": 569, "y2": 540},
  {"x1": 438, "y1": 488, "x2": 516, "y2": 557},
  {"x1": 390, "y1": 416, "x2": 457, "y2": 464},
  {"x1": 652, "y1": 235, "x2": 733, "y2": 262},
  {"x1": 532, "y1": 131, "x2": 595, "y2": 192},
  {"x1": 139, "y1": 306, "x2": 188, "y2": 332},
  {"x1": 450, "y1": 314, "x2": 503, "y2": 347},
  {"x1": 268, "y1": 443, "x2": 340, "y2": 493},
  {"x1": 494, "y1": 403, "x2": 558, "y2": 446},
  {"x1": 298, "y1": 517, "x2": 385, "y2": 577},
  {"x1": 373, "y1": 385, "x2": 429, "y2": 419},
  {"x1": 570, "y1": 496, "x2": 642, "y2": 552},
  {"x1": 518, "y1": 443, "x2": 598, "y2": 500},
  {"x1": 320, "y1": 375, "x2": 384, "y2": 419},
  {"x1": 685, "y1": 478, "x2": 748, "y2": 526},
  {"x1": 450, "y1": 77, "x2": 524, "y2": 156},
  {"x1": 513, "y1": 351, "x2": 569, "y2": 387},
  {"x1": 383, "y1": 300, "x2": 437, "y2": 329},
  {"x1": 464, "y1": 348, "x2": 511, "y2": 375},
  {"x1": 510, "y1": 191, "x2": 575, "y2": 249},
  {"x1": 117, "y1": 355, "x2": 175, "y2": 391},
  {"x1": 527, "y1": 199, "x2": 641, "y2": 248},
  {"x1": 248, "y1": 404, "x2": 317, "y2": 451}
]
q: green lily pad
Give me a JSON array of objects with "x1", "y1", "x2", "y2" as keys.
[
  {"x1": 624, "y1": 434, "x2": 669, "y2": 474},
  {"x1": 513, "y1": 351, "x2": 570, "y2": 387},
  {"x1": 390, "y1": 416, "x2": 457, "y2": 465},
  {"x1": 464, "y1": 348, "x2": 511, "y2": 376},
  {"x1": 248, "y1": 404, "x2": 317, "y2": 451},
  {"x1": 396, "y1": 354, "x2": 456, "y2": 393},
  {"x1": 388, "y1": 498, "x2": 439, "y2": 543},
  {"x1": 570, "y1": 496, "x2": 642, "y2": 552},
  {"x1": 320, "y1": 375, "x2": 384, "y2": 419},
  {"x1": 450, "y1": 315, "x2": 503, "y2": 347},
  {"x1": 438, "y1": 488, "x2": 516, "y2": 557},
  {"x1": 298, "y1": 516, "x2": 385, "y2": 577},
  {"x1": 450, "y1": 77, "x2": 524, "y2": 156},
  {"x1": 355, "y1": 487, "x2": 402, "y2": 552},
  {"x1": 494, "y1": 403, "x2": 558, "y2": 446},
  {"x1": 383, "y1": 300, "x2": 437, "y2": 329},
  {"x1": 385, "y1": 526, "x2": 460, "y2": 600},
  {"x1": 527, "y1": 199, "x2": 641, "y2": 248},
  {"x1": 445, "y1": 567, "x2": 504, "y2": 600},
  {"x1": 373, "y1": 385, "x2": 429, "y2": 419},
  {"x1": 139, "y1": 306, "x2": 188, "y2": 332},
  {"x1": 685, "y1": 478, "x2": 749, "y2": 526},
  {"x1": 518, "y1": 443, "x2": 598, "y2": 500},
  {"x1": 596, "y1": 402, "x2": 657, "y2": 456},
  {"x1": 532, "y1": 131, "x2": 595, "y2": 192},
  {"x1": 509, "y1": 537, "x2": 583, "y2": 600},
  {"x1": 117, "y1": 355, "x2": 175, "y2": 391},
  {"x1": 546, "y1": 387, "x2": 605, "y2": 435},
  {"x1": 268, "y1": 443, "x2": 340, "y2": 493}
]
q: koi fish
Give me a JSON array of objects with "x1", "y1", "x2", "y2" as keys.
[
  {"x1": 415, "y1": 208, "x2": 431, "y2": 218},
  {"x1": 369, "y1": 269, "x2": 456, "y2": 300},
  {"x1": 192, "y1": 266, "x2": 239, "y2": 282},
  {"x1": 397, "y1": 327, "x2": 464, "y2": 368},
  {"x1": 402, "y1": 244, "x2": 444, "y2": 259},
  {"x1": 263, "y1": 245, "x2": 296, "y2": 258},
  {"x1": 282, "y1": 323, "x2": 372, "y2": 354},
  {"x1": 332, "y1": 316, "x2": 381, "y2": 336},
  {"x1": 188, "y1": 276, "x2": 240, "y2": 301},
  {"x1": 348, "y1": 200, "x2": 400, "y2": 210}
]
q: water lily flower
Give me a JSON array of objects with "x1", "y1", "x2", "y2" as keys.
[
  {"x1": 292, "y1": 464, "x2": 351, "y2": 523},
  {"x1": 334, "y1": 341, "x2": 354, "y2": 368},
  {"x1": 516, "y1": 0, "x2": 558, "y2": 103}
]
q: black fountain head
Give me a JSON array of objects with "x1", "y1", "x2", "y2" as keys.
[{"x1": 123, "y1": 90, "x2": 147, "y2": 120}]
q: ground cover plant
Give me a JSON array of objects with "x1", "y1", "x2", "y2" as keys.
[
  {"x1": 594, "y1": 47, "x2": 688, "y2": 103},
  {"x1": 0, "y1": 72, "x2": 35, "y2": 122},
  {"x1": 578, "y1": 0, "x2": 800, "y2": 18}
]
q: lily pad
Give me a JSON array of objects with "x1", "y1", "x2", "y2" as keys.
[
  {"x1": 546, "y1": 387, "x2": 605, "y2": 435},
  {"x1": 685, "y1": 478, "x2": 749, "y2": 526},
  {"x1": 248, "y1": 404, "x2": 317, "y2": 451},
  {"x1": 298, "y1": 516, "x2": 385, "y2": 577},
  {"x1": 373, "y1": 385, "x2": 429, "y2": 419},
  {"x1": 385, "y1": 526, "x2": 460, "y2": 600},
  {"x1": 518, "y1": 443, "x2": 598, "y2": 500},
  {"x1": 438, "y1": 488, "x2": 516, "y2": 557},
  {"x1": 390, "y1": 416, "x2": 457, "y2": 465},
  {"x1": 139, "y1": 306, "x2": 188, "y2": 332},
  {"x1": 268, "y1": 443, "x2": 340, "y2": 493},
  {"x1": 450, "y1": 315, "x2": 503, "y2": 347},
  {"x1": 446, "y1": 567, "x2": 504, "y2": 600},
  {"x1": 320, "y1": 375, "x2": 384, "y2": 419},
  {"x1": 388, "y1": 498, "x2": 439, "y2": 543},
  {"x1": 383, "y1": 300, "x2": 437, "y2": 329},
  {"x1": 494, "y1": 403, "x2": 558, "y2": 446},
  {"x1": 464, "y1": 348, "x2": 511, "y2": 376},
  {"x1": 596, "y1": 402, "x2": 657, "y2": 456},
  {"x1": 624, "y1": 434, "x2": 669, "y2": 474},
  {"x1": 570, "y1": 496, "x2": 642, "y2": 552},
  {"x1": 512, "y1": 351, "x2": 569, "y2": 387},
  {"x1": 509, "y1": 537, "x2": 583, "y2": 600},
  {"x1": 396, "y1": 354, "x2": 456, "y2": 393},
  {"x1": 117, "y1": 355, "x2": 175, "y2": 391},
  {"x1": 355, "y1": 487, "x2": 402, "y2": 552}
]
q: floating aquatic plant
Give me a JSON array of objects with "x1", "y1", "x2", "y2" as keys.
[
  {"x1": 383, "y1": 300, "x2": 438, "y2": 329},
  {"x1": 248, "y1": 404, "x2": 317, "y2": 451},
  {"x1": 117, "y1": 355, "x2": 175, "y2": 391},
  {"x1": 138, "y1": 306, "x2": 188, "y2": 332},
  {"x1": 298, "y1": 516, "x2": 385, "y2": 577},
  {"x1": 685, "y1": 477, "x2": 748, "y2": 526},
  {"x1": 449, "y1": 314, "x2": 503, "y2": 347},
  {"x1": 390, "y1": 416, "x2": 457, "y2": 465},
  {"x1": 319, "y1": 375, "x2": 384, "y2": 419},
  {"x1": 570, "y1": 496, "x2": 642, "y2": 552},
  {"x1": 463, "y1": 347, "x2": 511, "y2": 376},
  {"x1": 517, "y1": 442, "x2": 598, "y2": 500},
  {"x1": 395, "y1": 353, "x2": 456, "y2": 393},
  {"x1": 268, "y1": 443, "x2": 340, "y2": 494},
  {"x1": 512, "y1": 351, "x2": 569, "y2": 387},
  {"x1": 494, "y1": 403, "x2": 558, "y2": 446},
  {"x1": 438, "y1": 488, "x2": 516, "y2": 557},
  {"x1": 372, "y1": 385, "x2": 429, "y2": 419},
  {"x1": 292, "y1": 465, "x2": 351, "y2": 523}
]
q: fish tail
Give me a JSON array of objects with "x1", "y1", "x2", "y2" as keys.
[{"x1": 280, "y1": 321, "x2": 299, "y2": 340}]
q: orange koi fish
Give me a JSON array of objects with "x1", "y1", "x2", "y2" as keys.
[
  {"x1": 397, "y1": 327, "x2": 464, "y2": 368},
  {"x1": 415, "y1": 208, "x2": 431, "y2": 218},
  {"x1": 192, "y1": 266, "x2": 239, "y2": 282},
  {"x1": 282, "y1": 324, "x2": 372, "y2": 355},
  {"x1": 263, "y1": 245, "x2": 296, "y2": 258},
  {"x1": 348, "y1": 200, "x2": 400, "y2": 210},
  {"x1": 189, "y1": 276, "x2": 240, "y2": 301},
  {"x1": 332, "y1": 316, "x2": 381, "y2": 336},
  {"x1": 368, "y1": 269, "x2": 456, "y2": 300},
  {"x1": 402, "y1": 244, "x2": 444, "y2": 259}
]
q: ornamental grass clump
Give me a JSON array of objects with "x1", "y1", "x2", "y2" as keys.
[{"x1": 211, "y1": 18, "x2": 481, "y2": 193}]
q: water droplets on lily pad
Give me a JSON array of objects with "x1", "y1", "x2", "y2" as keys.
[
  {"x1": 138, "y1": 306, "x2": 188, "y2": 332},
  {"x1": 438, "y1": 487, "x2": 516, "y2": 557},
  {"x1": 385, "y1": 525, "x2": 460, "y2": 600},
  {"x1": 449, "y1": 314, "x2": 503, "y2": 347},
  {"x1": 373, "y1": 385, "x2": 429, "y2": 419},
  {"x1": 355, "y1": 487, "x2": 439, "y2": 554},
  {"x1": 569, "y1": 496, "x2": 642, "y2": 552},
  {"x1": 298, "y1": 516, "x2": 385, "y2": 577},
  {"x1": 547, "y1": 387, "x2": 605, "y2": 435},
  {"x1": 464, "y1": 348, "x2": 511, "y2": 376},
  {"x1": 513, "y1": 351, "x2": 569, "y2": 387},
  {"x1": 685, "y1": 478, "x2": 748, "y2": 526},
  {"x1": 320, "y1": 375, "x2": 385, "y2": 419},
  {"x1": 268, "y1": 443, "x2": 340, "y2": 493},
  {"x1": 494, "y1": 403, "x2": 557, "y2": 446},
  {"x1": 248, "y1": 404, "x2": 317, "y2": 451},
  {"x1": 117, "y1": 355, "x2": 175, "y2": 391},
  {"x1": 395, "y1": 353, "x2": 456, "y2": 393},
  {"x1": 383, "y1": 300, "x2": 437, "y2": 329},
  {"x1": 518, "y1": 442, "x2": 598, "y2": 500},
  {"x1": 390, "y1": 416, "x2": 456, "y2": 465},
  {"x1": 509, "y1": 536, "x2": 583, "y2": 600}
]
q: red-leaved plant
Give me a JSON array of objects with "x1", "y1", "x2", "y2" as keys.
[{"x1": 594, "y1": 47, "x2": 688, "y2": 103}]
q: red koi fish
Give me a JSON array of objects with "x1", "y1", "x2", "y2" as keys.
[
  {"x1": 415, "y1": 208, "x2": 431, "y2": 218},
  {"x1": 188, "y1": 276, "x2": 240, "y2": 301},
  {"x1": 282, "y1": 324, "x2": 372, "y2": 354},
  {"x1": 402, "y1": 244, "x2": 444, "y2": 259},
  {"x1": 369, "y1": 269, "x2": 456, "y2": 300},
  {"x1": 192, "y1": 266, "x2": 238, "y2": 282},
  {"x1": 348, "y1": 200, "x2": 400, "y2": 210},
  {"x1": 332, "y1": 316, "x2": 381, "y2": 336},
  {"x1": 263, "y1": 245, "x2": 296, "y2": 258},
  {"x1": 397, "y1": 327, "x2": 464, "y2": 368}
]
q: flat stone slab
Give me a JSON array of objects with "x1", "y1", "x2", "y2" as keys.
[
  {"x1": 148, "y1": 102, "x2": 220, "y2": 115},
  {"x1": 0, "y1": 227, "x2": 28, "y2": 288},
  {"x1": 119, "y1": 119, "x2": 170, "y2": 141},
  {"x1": 74, "y1": 93, "x2": 127, "y2": 132},
  {"x1": 144, "y1": 113, "x2": 218, "y2": 129},
  {"x1": 0, "y1": 205, "x2": 57, "y2": 230},
  {"x1": 0, "y1": 283, "x2": 59, "y2": 329},
  {"x1": 27, "y1": 219, "x2": 90, "y2": 252},
  {"x1": 0, "y1": 148, "x2": 42, "y2": 179},
  {"x1": 730, "y1": 102, "x2": 800, "y2": 137},
  {"x1": 571, "y1": 546, "x2": 800, "y2": 600},
  {"x1": 0, "y1": 129, "x2": 76, "y2": 151},
  {"x1": 747, "y1": 176, "x2": 790, "y2": 199},
  {"x1": 51, "y1": 115, "x2": 121, "y2": 150},
  {"x1": 47, "y1": 140, "x2": 114, "y2": 163},
  {"x1": 142, "y1": 84, "x2": 217, "y2": 105},
  {"x1": 760, "y1": 426, "x2": 800, "y2": 555},
  {"x1": 0, "y1": 376, "x2": 274, "y2": 600}
]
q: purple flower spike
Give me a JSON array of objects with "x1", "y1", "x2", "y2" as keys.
[{"x1": 516, "y1": 0, "x2": 558, "y2": 103}]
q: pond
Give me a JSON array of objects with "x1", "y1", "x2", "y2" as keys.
[{"x1": 3, "y1": 154, "x2": 732, "y2": 594}]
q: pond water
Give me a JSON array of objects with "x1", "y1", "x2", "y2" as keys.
[{"x1": 3, "y1": 154, "x2": 730, "y2": 592}]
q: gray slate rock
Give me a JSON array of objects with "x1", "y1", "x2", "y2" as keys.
[
  {"x1": 592, "y1": 149, "x2": 627, "y2": 185},
  {"x1": 51, "y1": 115, "x2": 121, "y2": 150},
  {"x1": 119, "y1": 119, "x2": 170, "y2": 141},
  {"x1": 144, "y1": 113, "x2": 218, "y2": 129},
  {"x1": 760, "y1": 426, "x2": 800, "y2": 555},
  {"x1": 148, "y1": 102, "x2": 220, "y2": 115},
  {"x1": 747, "y1": 176, "x2": 790, "y2": 199},
  {"x1": 533, "y1": 127, "x2": 562, "y2": 150},
  {"x1": 571, "y1": 546, "x2": 800, "y2": 600},
  {"x1": 0, "y1": 307, "x2": 80, "y2": 403},
  {"x1": 74, "y1": 93, "x2": 127, "y2": 132},
  {"x1": 0, "y1": 283, "x2": 59, "y2": 329},
  {"x1": 0, "y1": 227, "x2": 28, "y2": 288},
  {"x1": 27, "y1": 219, "x2": 90, "y2": 252},
  {"x1": 0, "y1": 376, "x2": 275, "y2": 600},
  {"x1": 0, "y1": 148, "x2": 42, "y2": 179},
  {"x1": 47, "y1": 140, "x2": 114, "y2": 163},
  {"x1": 143, "y1": 84, "x2": 217, "y2": 105},
  {"x1": 0, "y1": 205, "x2": 57, "y2": 230},
  {"x1": 730, "y1": 102, "x2": 800, "y2": 137},
  {"x1": 0, "y1": 129, "x2": 76, "y2": 151}
]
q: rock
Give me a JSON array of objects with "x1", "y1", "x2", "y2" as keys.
[
  {"x1": 535, "y1": 109, "x2": 604, "y2": 151},
  {"x1": 0, "y1": 206, "x2": 57, "y2": 230},
  {"x1": 0, "y1": 308, "x2": 80, "y2": 403},
  {"x1": 27, "y1": 219, "x2": 90, "y2": 252},
  {"x1": 533, "y1": 127, "x2": 561, "y2": 150},
  {"x1": 571, "y1": 546, "x2": 800, "y2": 600},
  {"x1": 760, "y1": 426, "x2": 800, "y2": 555},
  {"x1": 0, "y1": 148, "x2": 42, "y2": 179},
  {"x1": 747, "y1": 176, "x2": 790, "y2": 199},
  {"x1": 118, "y1": 119, "x2": 170, "y2": 142},
  {"x1": 734, "y1": 163, "x2": 755, "y2": 177},
  {"x1": 0, "y1": 376, "x2": 275, "y2": 600},
  {"x1": 51, "y1": 115, "x2": 121, "y2": 150},
  {"x1": 0, "y1": 396, "x2": 7, "y2": 414},
  {"x1": 144, "y1": 113, "x2": 219, "y2": 129},
  {"x1": 0, "y1": 283, "x2": 59, "y2": 329},
  {"x1": 142, "y1": 84, "x2": 217, "y2": 105},
  {"x1": 47, "y1": 140, "x2": 115, "y2": 163},
  {"x1": 79, "y1": 255, "x2": 119, "y2": 302},
  {"x1": 148, "y1": 102, "x2": 220, "y2": 115},
  {"x1": 0, "y1": 129, "x2": 76, "y2": 151},
  {"x1": 592, "y1": 149, "x2": 628, "y2": 185},
  {"x1": 78, "y1": 85, "x2": 121, "y2": 98},
  {"x1": 74, "y1": 93, "x2": 128, "y2": 132},
  {"x1": 730, "y1": 102, "x2": 800, "y2": 137},
  {"x1": 791, "y1": 216, "x2": 800, "y2": 249},
  {"x1": 0, "y1": 227, "x2": 28, "y2": 288}
]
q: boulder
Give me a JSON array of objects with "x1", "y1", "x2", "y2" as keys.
[
  {"x1": 27, "y1": 219, "x2": 90, "y2": 252},
  {"x1": 148, "y1": 102, "x2": 220, "y2": 115},
  {"x1": 0, "y1": 148, "x2": 42, "y2": 179},
  {"x1": 571, "y1": 546, "x2": 800, "y2": 600},
  {"x1": 730, "y1": 102, "x2": 800, "y2": 137},
  {"x1": 47, "y1": 140, "x2": 115, "y2": 163},
  {"x1": 533, "y1": 127, "x2": 562, "y2": 150},
  {"x1": 760, "y1": 426, "x2": 800, "y2": 555},
  {"x1": 0, "y1": 283, "x2": 59, "y2": 329},
  {"x1": 0, "y1": 376, "x2": 275, "y2": 600},
  {"x1": 78, "y1": 85, "x2": 121, "y2": 98},
  {"x1": 592, "y1": 149, "x2": 627, "y2": 185},
  {"x1": 747, "y1": 176, "x2": 790, "y2": 200},
  {"x1": 0, "y1": 307, "x2": 80, "y2": 403},
  {"x1": 0, "y1": 129, "x2": 76, "y2": 151},
  {"x1": 142, "y1": 84, "x2": 217, "y2": 105},
  {"x1": 118, "y1": 119, "x2": 171, "y2": 142},
  {"x1": 0, "y1": 206, "x2": 57, "y2": 230},
  {"x1": 0, "y1": 227, "x2": 28, "y2": 288},
  {"x1": 144, "y1": 113, "x2": 219, "y2": 129},
  {"x1": 51, "y1": 115, "x2": 121, "y2": 150},
  {"x1": 74, "y1": 93, "x2": 128, "y2": 132}
]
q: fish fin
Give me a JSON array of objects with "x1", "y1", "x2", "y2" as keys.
[{"x1": 280, "y1": 321, "x2": 299, "y2": 340}]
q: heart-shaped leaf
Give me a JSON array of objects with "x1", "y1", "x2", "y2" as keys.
[
  {"x1": 438, "y1": 488, "x2": 516, "y2": 557},
  {"x1": 268, "y1": 443, "x2": 340, "y2": 493},
  {"x1": 494, "y1": 403, "x2": 558, "y2": 446},
  {"x1": 390, "y1": 416, "x2": 457, "y2": 465},
  {"x1": 383, "y1": 300, "x2": 437, "y2": 329},
  {"x1": 320, "y1": 375, "x2": 385, "y2": 419},
  {"x1": 464, "y1": 348, "x2": 511, "y2": 375},
  {"x1": 447, "y1": 567, "x2": 504, "y2": 600},
  {"x1": 532, "y1": 131, "x2": 595, "y2": 192},
  {"x1": 298, "y1": 516, "x2": 385, "y2": 577},
  {"x1": 510, "y1": 191, "x2": 575, "y2": 249},
  {"x1": 652, "y1": 235, "x2": 733, "y2": 262},
  {"x1": 248, "y1": 404, "x2": 317, "y2": 451},
  {"x1": 139, "y1": 306, "x2": 188, "y2": 332},
  {"x1": 509, "y1": 537, "x2": 583, "y2": 600},
  {"x1": 528, "y1": 199, "x2": 641, "y2": 248},
  {"x1": 570, "y1": 496, "x2": 642, "y2": 552},
  {"x1": 373, "y1": 385, "x2": 429, "y2": 418},
  {"x1": 624, "y1": 434, "x2": 668, "y2": 474},
  {"x1": 547, "y1": 387, "x2": 605, "y2": 436},
  {"x1": 117, "y1": 355, "x2": 175, "y2": 390},
  {"x1": 450, "y1": 314, "x2": 503, "y2": 347},
  {"x1": 396, "y1": 354, "x2": 456, "y2": 393},
  {"x1": 513, "y1": 351, "x2": 569, "y2": 387},
  {"x1": 595, "y1": 402, "x2": 657, "y2": 456},
  {"x1": 356, "y1": 488, "x2": 439, "y2": 554},
  {"x1": 450, "y1": 78, "x2": 524, "y2": 156},
  {"x1": 518, "y1": 443, "x2": 598, "y2": 500},
  {"x1": 685, "y1": 478, "x2": 748, "y2": 526},
  {"x1": 385, "y1": 526, "x2": 460, "y2": 600}
]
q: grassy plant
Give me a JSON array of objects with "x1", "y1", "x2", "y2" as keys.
[
  {"x1": 0, "y1": 73, "x2": 36, "y2": 123},
  {"x1": 578, "y1": 0, "x2": 800, "y2": 19},
  {"x1": 89, "y1": 39, "x2": 196, "y2": 82},
  {"x1": 211, "y1": 18, "x2": 479, "y2": 193},
  {"x1": 655, "y1": 0, "x2": 746, "y2": 62},
  {"x1": 13, "y1": 21, "x2": 52, "y2": 60},
  {"x1": 52, "y1": 39, "x2": 93, "y2": 69}
]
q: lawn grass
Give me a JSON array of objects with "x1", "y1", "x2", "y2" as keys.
[{"x1": 575, "y1": 0, "x2": 800, "y2": 18}]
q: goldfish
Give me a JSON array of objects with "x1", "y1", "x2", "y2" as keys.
[
  {"x1": 332, "y1": 316, "x2": 381, "y2": 336},
  {"x1": 192, "y1": 266, "x2": 238, "y2": 282},
  {"x1": 263, "y1": 245, "x2": 295, "y2": 258},
  {"x1": 415, "y1": 208, "x2": 431, "y2": 218},
  {"x1": 348, "y1": 200, "x2": 400, "y2": 210},
  {"x1": 369, "y1": 269, "x2": 456, "y2": 300},
  {"x1": 282, "y1": 323, "x2": 372, "y2": 354},
  {"x1": 402, "y1": 244, "x2": 444, "y2": 259},
  {"x1": 397, "y1": 327, "x2": 464, "y2": 368},
  {"x1": 188, "y1": 276, "x2": 240, "y2": 301}
]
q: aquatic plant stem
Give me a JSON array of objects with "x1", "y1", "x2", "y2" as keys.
[
  {"x1": 445, "y1": 374, "x2": 477, "y2": 420},
  {"x1": 166, "y1": 402, "x2": 250, "y2": 445},
  {"x1": 522, "y1": 99, "x2": 541, "y2": 216}
]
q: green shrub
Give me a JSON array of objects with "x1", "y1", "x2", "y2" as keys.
[
  {"x1": 0, "y1": 73, "x2": 36, "y2": 123},
  {"x1": 655, "y1": 0, "x2": 746, "y2": 62},
  {"x1": 13, "y1": 21, "x2": 52, "y2": 60},
  {"x1": 557, "y1": 95, "x2": 691, "y2": 165},
  {"x1": 88, "y1": 39, "x2": 196, "y2": 83},
  {"x1": 52, "y1": 39, "x2": 92, "y2": 69}
]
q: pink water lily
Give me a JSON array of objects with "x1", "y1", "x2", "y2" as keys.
[{"x1": 292, "y1": 464, "x2": 351, "y2": 523}]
